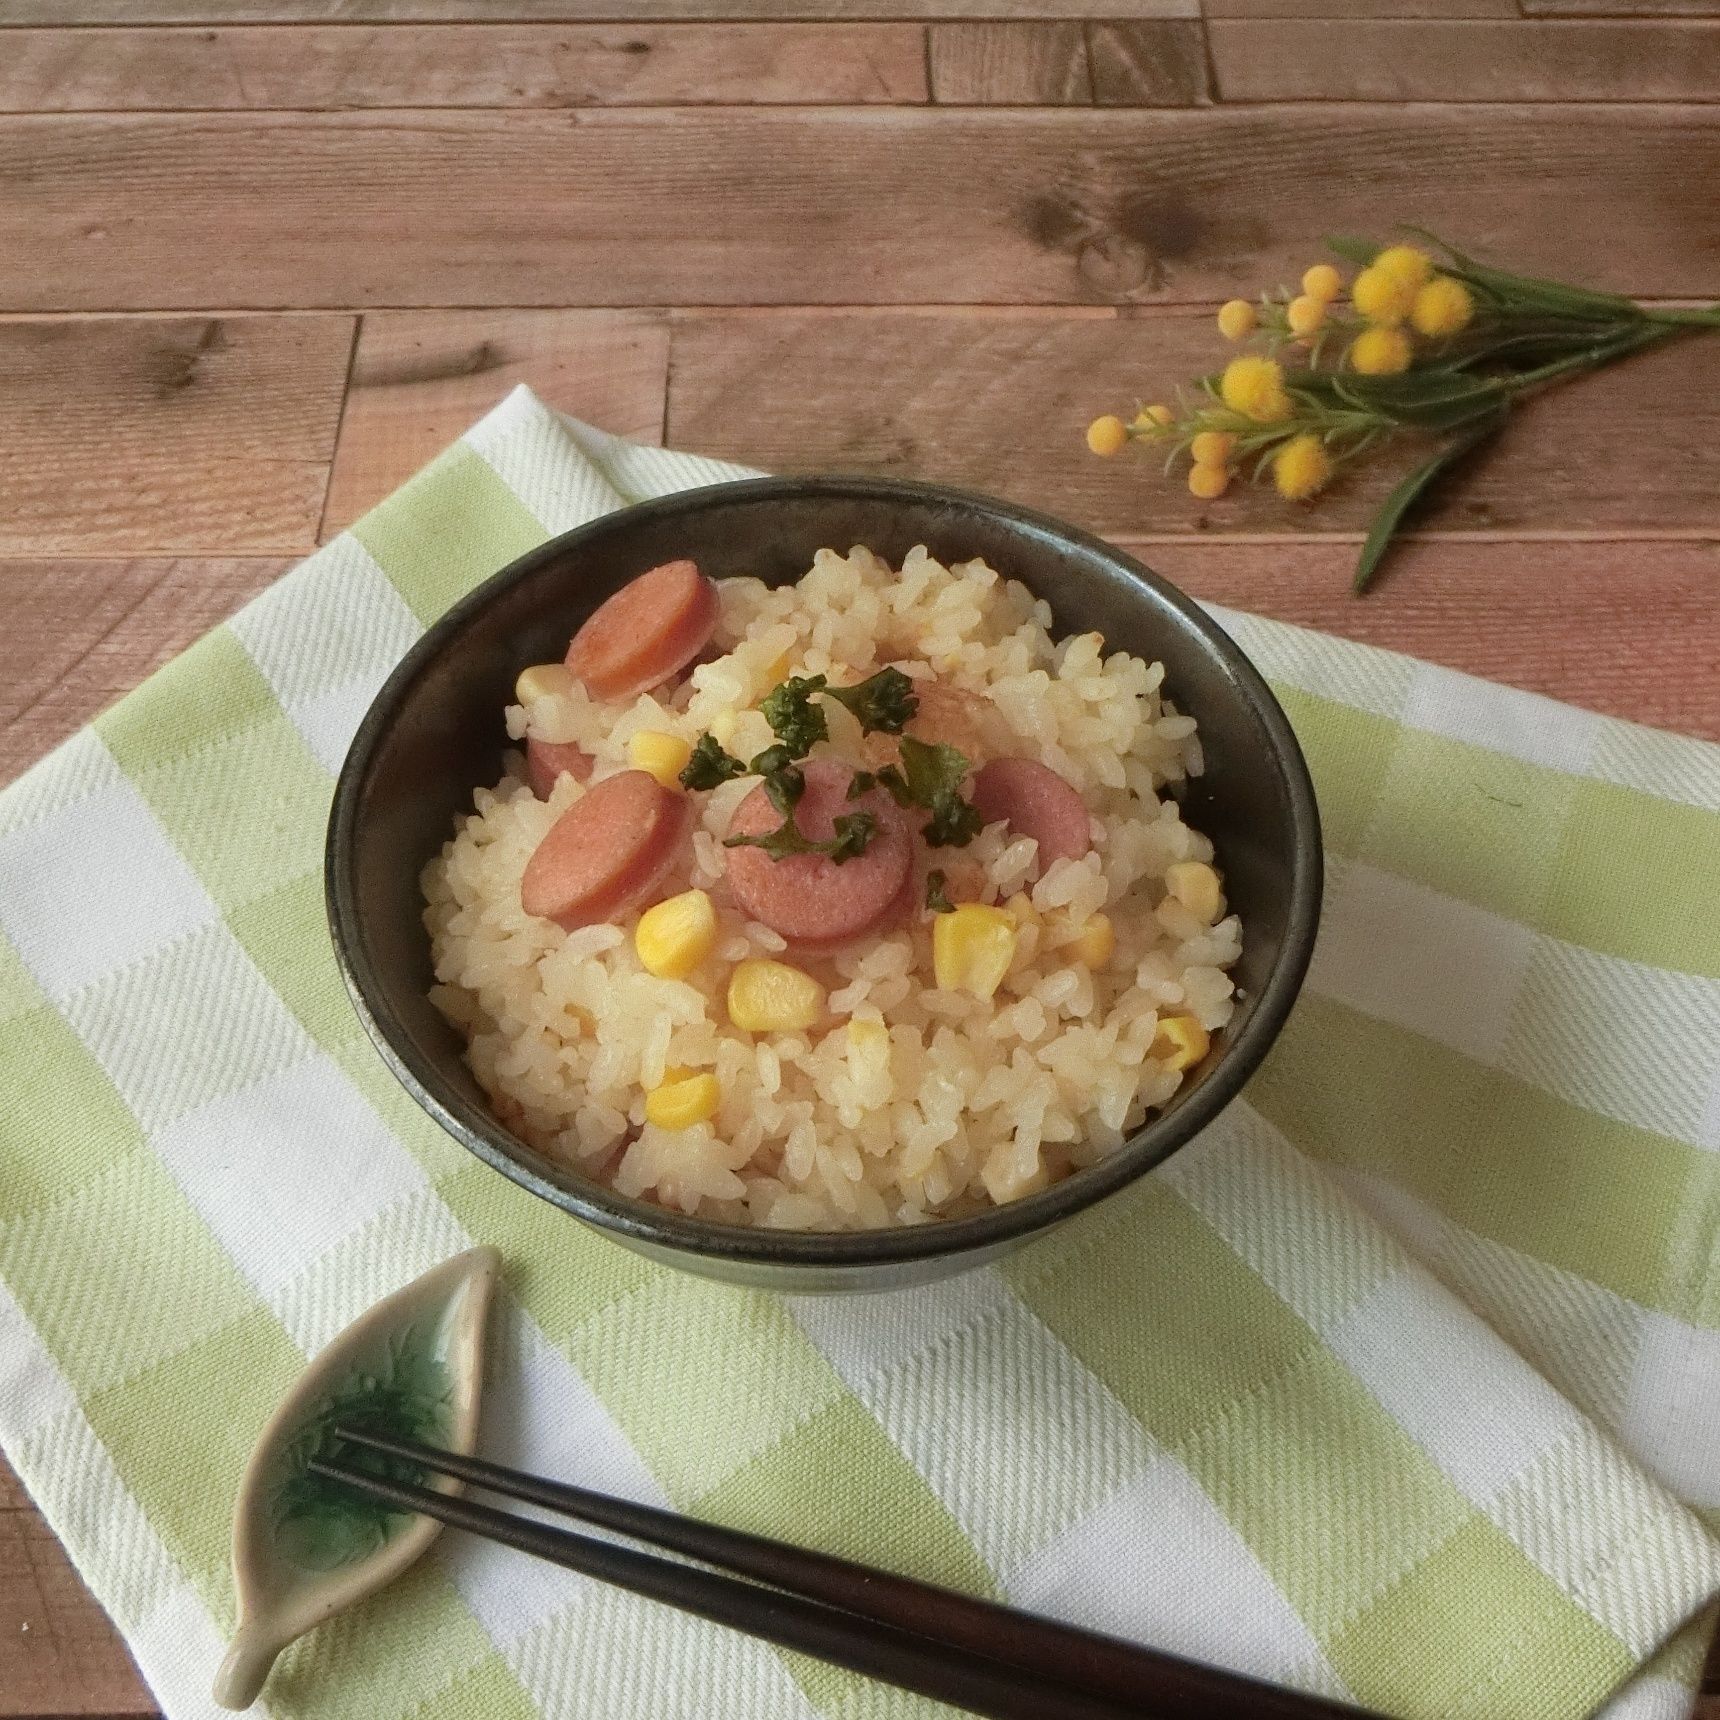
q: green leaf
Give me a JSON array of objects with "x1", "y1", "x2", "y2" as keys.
[
  {"x1": 1354, "y1": 410, "x2": 1506, "y2": 595},
  {"x1": 1395, "y1": 226, "x2": 1643, "y2": 322},
  {"x1": 758, "y1": 674, "x2": 829, "y2": 758},
  {"x1": 824, "y1": 667, "x2": 920, "y2": 736},
  {"x1": 679, "y1": 732, "x2": 748, "y2": 791},
  {"x1": 1323, "y1": 235, "x2": 1379, "y2": 267}
]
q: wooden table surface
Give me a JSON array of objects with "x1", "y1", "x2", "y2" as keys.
[{"x1": 3, "y1": 3, "x2": 1719, "y2": 1715}]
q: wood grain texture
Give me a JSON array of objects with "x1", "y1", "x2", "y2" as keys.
[
  {"x1": 0, "y1": 0, "x2": 1199, "y2": 20},
  {"x1": 1087, "y1": 21, "x2": 1211, "y2": 105},
  {"x1": 1139, "y1": 538, "x2": 1720, "y2": 741},
  {"x1": 1205, "y1": 0, "x2": 1516, "y2": 15},
  {"x1": 928, "y1": 23, "x2": 1092, "y2": 103},
  {"x1": 0, "y1": 316, "x2": 353, "y2": 555},
  {"x1": 322, "y1": 309, "x2": 669, "y2": 533},
  {"x1": 665, "y1": 308, "x2": 1720, "y2": 539},
  {"x1": 1209, "y1": 19, "x2": 1720, "y2": 101},
  {"x1": 1, "y1": 1454, "x2": 153, "y2": 1718},
  {"x1": 1523, "y1": 0, "x2": 1720, "y2": 14},
  {"x1": 0, "y1": 559, "x2": 288, "y2": 786},
  {"x1": 0, "y1": 23, "x2": 929, "y2": 113},
  {"x1": 6, "y1": 107, "x2": 1720, "y2": 311}
]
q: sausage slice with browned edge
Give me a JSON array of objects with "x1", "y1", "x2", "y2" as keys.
[
  {"x1": 724, "y1": 759, "x2": 914, "y2": 949},
  {"x1": 565, "y1": 560, "x2": 719, "y2": 703},
  {"x1": 525, "y1": 736, "x2": 594, "y2": 800},
  {"x1": 971, "y1": 757, "x2": 1093, "y2": 871},
  {"x1": 521, "y1": 770, "x2": 691, "y2": 930}
]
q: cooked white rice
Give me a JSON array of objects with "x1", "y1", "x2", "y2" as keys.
[{"x1": 422, "y1": 546, "x2": 1242, "y2": 1230}]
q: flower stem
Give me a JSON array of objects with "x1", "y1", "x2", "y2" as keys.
[{"x1": 1643, "y1": 305, "x2": 1720, "y2": 328}]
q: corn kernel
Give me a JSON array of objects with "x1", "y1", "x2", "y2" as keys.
[
  {"x1": 1152, "y1": 1015, "x2": 1211, "y2": 1072},
  {"x1": 1165, "y1": 861, "x2": 1224, "y2": 925},
  {"x1": 628, "y1": 730, "x2": 693, "y2": 788},
  {"x1": 728, "y1": 959, "x2": 826, "y2": 1033},
  {"x1": 634, "y1": 889, "x2": 717, "y2": 979},
  {"x1": 515, "y1": 662, "x2": 572, "y2": 706},
  {"x1": 1067, "y1": 913, "x2": 1115, "y2": 968},
  {"x1": 709, "y1": 710, "x2": 739, "y2": 747},
  {"x1": 644, "y1": 1068, "x2": 720, "y2": 1131},
  {"x1": 932, "y1": 904, "x2": 1018, "y2": 1000},
  {"x1": 1003, "y1": 892, "x2": 1042, "y2": 929}
]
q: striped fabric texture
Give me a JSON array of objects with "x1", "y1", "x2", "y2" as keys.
[{"x1": 1, "y1": 386, "x2": 1717, "y2": 1720}]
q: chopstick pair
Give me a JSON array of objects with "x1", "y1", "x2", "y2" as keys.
[{"x1": 313, "y1": 1428, "x2": 1373, "y2": 1720}]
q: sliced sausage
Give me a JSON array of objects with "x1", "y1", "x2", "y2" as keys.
[
  {"x1": 971, "y1": 757, "x2": 1093, "y2": 871},
  {"x1": 861, "y1": 677, "x2": 994, "y2": 773},
  {"x1": 525, "y1": 736, "x2": 593, "y2": 800},
  {"x1": 565, "y1": 560, "x2": 718, "y2": 703},
  {"x1": 521, "y1": 770, "x2": 692, "y2": 930},
  {"x1": 724, "y1": 758, "x2": 914, "y2": 949}
]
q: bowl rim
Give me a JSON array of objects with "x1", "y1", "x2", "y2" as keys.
[{"x1": 326, "y1": 474, "x2": 1323, "y2": 1269}]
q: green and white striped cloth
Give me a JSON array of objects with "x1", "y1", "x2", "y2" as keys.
[{"x1": 2, "y1": 386, "x2": 1717, "y2": 1720}]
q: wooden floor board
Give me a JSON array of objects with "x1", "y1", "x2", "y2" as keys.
[
  {"x1": 665, "y1": 308, "x2": 1720, "y2": 540},
  {"x1": 3, "y1": 107, "x2": 1719, "y2": 311},
  {"x1": 1087, "y1": 21, "x2": 1212, "y2": 106},
  {"x1": 0, "y1": 559, "x2": 289, "y2": 786},
  {"x1": 928, "y1": 22, "x2": 1092, "y2": 103},
  {"x1": 0, "y1": 0, "x2": 1200, "y2": 21},
  {"x1": 0, "y1": 316, "x2": 354, "y2": 555},
  {"x1": 1210, "y1": 19, "x2": 1720, "y2": 102},
  {"x1": 322, "y1": 309, "x2": 671, "y2": 533},
  {"x1": 0, "y1": 23, "x2": 930, "y2": 113},
  {"x1": 1139, "y1": 538, "x2": 1720, "y2": 741},
  {"x1": 1, "y1": 1455, "x2": 154, "y2": 1719}
]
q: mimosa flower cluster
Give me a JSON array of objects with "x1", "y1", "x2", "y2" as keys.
[{"x1": 1084, "y1": 233, "x2": 1718, "y2": 590}]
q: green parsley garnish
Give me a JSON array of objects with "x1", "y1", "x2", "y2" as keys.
[
  {"x1": 894, "y1": 736, "x2": 984, "y2": 848},
  {"x1": 925, "y1": 870, "x2": 955, "y2": 914},
  {"x1": 758, "y1": 675, "x2": 831, "y2": 759},
  {"x1": 824, "y1": 667, "x2": 918, "y2": 736},
  {"x1": 725, "y1": 808, "x2": 878, "y2": 865},
  {"x1": 679, "y1": 732, "x2": 748, "y2": 791},
  {"x1": 684, "y1": 667, "x2": 976, "y2": 866}
]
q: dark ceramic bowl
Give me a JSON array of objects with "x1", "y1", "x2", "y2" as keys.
[{"x1": 327, "y1": 477, "x2": 1321, "y2": 1292}]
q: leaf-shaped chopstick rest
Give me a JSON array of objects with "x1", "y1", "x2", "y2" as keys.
[{"x1": 212, "y1": 1247, "x2": 501, "y2": 1709}]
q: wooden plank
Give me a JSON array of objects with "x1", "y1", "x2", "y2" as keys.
[
  {"x1": 1137, "y1": 539, "x2": 1720, "y2": 742},
  {"x1": 0, "y1": 23, "x2": 929, "y2": 113},
  {"x1": 1, "y1": 1455, "x2": 154, "y2": 1718},
  {"x1": 665, "y1": 308, "x2": 1720, "y2": 539},
  {"x1": 928, "y1": 24, "x2": 1092, "y2": 103},
  {"x1": 321, "y1": 309, "x2": 670, "y2": 535},
  {"x1": 1524, "y1": 0, "x2": 1720, "y2": 15},
  {"x1": 1206, "y1": 0, "x2": 1516, "y2": 15},
  {"x1": 1087, "y1": 21, "x2": 1211, "y2": 105},
  {"x1": 0, "y1": 0, "x2": 1198, "y2": 21},
  {"x1": 0, "y1": 317, "x2": 354, "y2": 556},
  {"x1": 0, "y1": 559, "x2": 287, "y2": 786},
  {"x1": 5, "y1": 107, "x2": 1719, "y2": 312},
  {"x1": 1209, "y1": 19, "x2": 1720, "y2": 101}
]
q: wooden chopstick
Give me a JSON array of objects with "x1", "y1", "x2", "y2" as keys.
[
  {"x1": 311, "y1": 1452, "x2": 1123, "y2": 1719},
  {"x1": 318, "y1": 1429, "x2": 1374, "y2": 1720}
]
